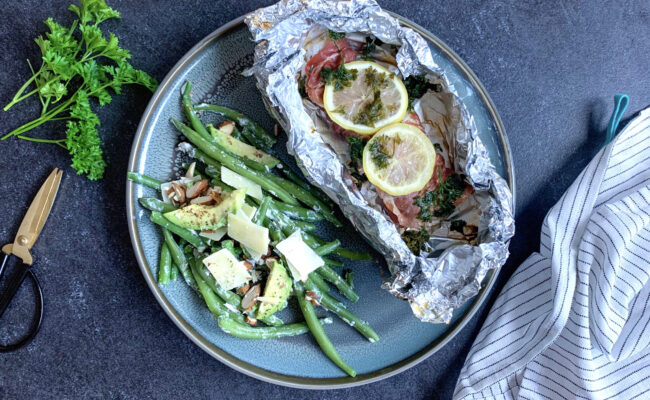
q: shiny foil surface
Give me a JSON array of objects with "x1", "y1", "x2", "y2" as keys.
[{"x1": 244, "y1": 0, "x2": 514, "y2": 323}]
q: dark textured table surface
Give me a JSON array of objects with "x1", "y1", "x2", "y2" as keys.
[{"x1": 1, "y1": 1, "x2": 649, "y2": 399}]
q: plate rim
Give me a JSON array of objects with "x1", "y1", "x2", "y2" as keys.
[{"x1": 126, "y1": 13, "x2": 515, "y2": 390}]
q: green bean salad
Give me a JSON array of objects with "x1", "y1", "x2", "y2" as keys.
[{"x1": 128, "y1": 81, "x2": 378, "y2": 377}]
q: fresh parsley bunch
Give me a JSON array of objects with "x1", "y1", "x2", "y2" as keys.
[{"x1": 2, "y1": 0, "x2": 158, "y2": 180}]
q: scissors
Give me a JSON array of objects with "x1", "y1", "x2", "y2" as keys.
[{"x1": 0, "y1": 168, "x2": 62, "y2": 352}]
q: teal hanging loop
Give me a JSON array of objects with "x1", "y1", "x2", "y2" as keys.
[{"x1": 605, "y1": 94, "x2": 629, "y2": 144}]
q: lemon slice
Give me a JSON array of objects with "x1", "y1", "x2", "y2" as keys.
[
  {"x1": 362, "y1": 123, "x2": 436, "y2": 196},
  {"x1": 323, "y1": 61, "x2": 408, "y2": 135}
]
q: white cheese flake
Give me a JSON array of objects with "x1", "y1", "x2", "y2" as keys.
[
  {"x1": 202, "y1": 248, "x2": 251, "y2": 291},
  {"x1": 227, "y1": 212, "x2": 270, "y2": 255},
  {"x1": 199, "y1": 228, "x2": 227, "y2": 241},
  {"x1": 221, "y1": 166, "x2": 264, "y2": 200},
  {"x1": 275, "y1": 231, "x2": 324, "y2": 281},
  {"x1": 240, "y1": 204, "x2": 257, "y2": 220}
]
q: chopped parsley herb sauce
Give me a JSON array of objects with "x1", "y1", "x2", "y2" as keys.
[
  {"x1": 353, "y1": 90, "x2": 385, "y2": 127},
  {"x1": 298, "y1": 75, "x2": 307, "y2": 98},
  {"x1": 321, "y1": 62, "x2": 357, "y2": 91},
  {"x1": 413, "y1": 172, "x2": 465, "y2": 221},
  {"x1": 347, "y1": 136, "x2": 365, "y2": 166},
  {"x1": 368, "y1": 134, "x2": 400, "y2": 169},
  {"x1": 402, "y1": 228, "x2": 430, "y2": 254},
  {"x1": 361, "y1": 36, "x2": 383, "y2": 60},
  {"x1": 403, "y1": 74, "x2": 440, "y2": 110},
  {"x1": 328, "y1": 30, "x2": 346, "y2": 42},
  {"x1": 364, "y1": 67, "x2": 391, "y2": 89}
]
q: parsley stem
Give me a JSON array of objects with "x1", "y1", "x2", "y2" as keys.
[
  {"x1": 16, "y1": 135, "x2": 66, "y2": 149},
  {"x1": 1, "y1": 95, "x2": 75, "y2": 140},
  {"x1": 3, "y1": 73, "x2": 40, "y2": 111}
]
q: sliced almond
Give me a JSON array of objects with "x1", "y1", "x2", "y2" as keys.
[
  {"x1": 186, "y1": 179, "x2": 208, "y2": 199},
  {"x1": 171, "y1": 182, "x2": 186, "y2": 204},
  {"x1": 264, "y1": 257, "x2": 278, "y2": 269},
  {"x1": 185, "y1": 162, "x2": 196, "y2": 178},
  {"x1": 245, "y1": 316, "x2": 257, "y2": 326},
  {"x1": 305, "y1": 291, "x2": 320, "y2": 306},
  {"x1": 219, "y1": 121, "x2": 235, "y2": 135},
  {"x1": 207, "y1": 188, "x2": 222, "y2": 204},
  {"x1": 190, "y1": 195, "x2": 214, "y2": 205},
  {"x1": 242, "y1": 261, "x2": 253, "y2": 271},
  {"x1": 241, "y1": 284, "x2": 261, "y2": 311},
  {"x1": 237, "y1": 283, "x2": 250, "y2": 296}
]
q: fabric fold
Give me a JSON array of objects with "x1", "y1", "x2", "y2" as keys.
[{"x1": 454, "y1": 108, "x2": 650, "y2": 399}]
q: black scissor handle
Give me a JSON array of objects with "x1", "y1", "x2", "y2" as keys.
[{"x1": 0, "y1": 253, "x2": 44, "y2": 352}]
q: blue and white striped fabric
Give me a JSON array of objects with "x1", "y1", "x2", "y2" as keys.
[{"x1": 454, "y1": 108, "x2": 650, "y2": 400}]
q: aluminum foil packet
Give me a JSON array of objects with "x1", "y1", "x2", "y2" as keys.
[{"x1": 244, "y1": 0, "x2": 515, "y2": 323}]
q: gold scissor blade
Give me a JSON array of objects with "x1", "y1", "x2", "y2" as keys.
[{"x1": 14, "y1": 168, "x2": 63, "y2": 251}]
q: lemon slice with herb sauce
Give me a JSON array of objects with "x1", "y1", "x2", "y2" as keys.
[
  {"x1": 323, "y1": 61, "x2": 408, "y2": 135},
  {"x1": 362, "y1": 123, "x2": 436, "y2": 196}
]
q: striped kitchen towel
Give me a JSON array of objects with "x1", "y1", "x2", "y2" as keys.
[{"x1": 454, "y1": 106, "x2": 650, "y2": 400}]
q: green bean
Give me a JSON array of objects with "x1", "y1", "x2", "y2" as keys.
[
  {"x1": 269, "y1": 223, "x2": 284, "y2": 242},
  {"x1": 315, "y1": 240, "x2": 341, "y2": 256},
  {"x1": 279, "y1": 166, "x2": 335, "y2": 208},
  {"x1": 230, "y1": 126, "x2": 248, "y2": 143},
  {"x1": 253, "y1": 196, "x2": 272, "y2": 226},
  {"x1": 333, "y1": 248, "x2": 372, "y2": 261},
  {"x1": 150, "y1": 211, "x2": 205, "y2": 249},
  {"x1": 175, "y1": 119, "x2": 270, "y2": 172},
  {"x1": 241, "y1": 127, "x2": 269, "y2": 152},
  {"x1": 323, "y1": 257, "x2": 343, "y2": 267},
  {"x1": 192, "y1": 258, "x2": 282, "y2": 326},
  {"x1": 162, "y1": 228, "x2": 198, "y2": 291},
  {"x1": 271, "y1": 200, "x2": 323, "y2": 222},
  {"x1": 217, "y1": 316, "x2": 331, "y2": 339},
  {"x1": 181, "y1": 81, "x2": 212, "y2": 141},
  {"x1": 127, "y1": 172, "x2": 162, "y2": 190},
  {"x1": 316, "y1": 265, "x2": 358, "y2": 302},
  {"x1": 344, "y1": 270, "x2": 354, "y2": 289},
  {"x1": 309, "y1": 272, "x2": 330, "y2": 294},
  {"x1": 259, "y1": 313, "x2": 284, "y2": 327},
  {"x1": 190, "y1": 261, "x2": 246, "y2": 323},
  {"x1": 295, "y1": 282, "x2": 356, "y2": 377},
  {"x1": 139, "y1": 197, "x2": 176, "y2": 213},
  {"x1": 304, "y1": 278, "x2": 378, "y2": 342},
  {"x1": 171, "y1": 264, "x2": 179, "y2": 280},
  {"x1": 266, "y1": 173, "x2": 341, "y2": 227},
  {"x1": 264, "y1": 204, "x2": 310, "y2": 233},
  {"x1": 158, "y1": 243, "x2": 172, "y2": 285},
  {"x1": 195, "y1": 103, "x2": 276, "y2": 150},
  {"x1": 172, "y1": 124, "x2": 298, "y2": 205},
  {"x1": 305, "y1": 232, "x2": 371, "y2": 261}
]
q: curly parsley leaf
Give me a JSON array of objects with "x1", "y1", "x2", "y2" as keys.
[
  {"x1": 403, "y1": 74, "x2": 439, "y2": 110},
  {"x1": 361, "y1": 36, "x2": 383, "y2": 60},
  {"x1": 2, "y1": 0, "x2": 158, "y2": 180},
  {"x1": 413, "y1": 173, "x2": 466, "y2": 221},
  {"x1": 348, "y1": 136, "x2": 365, "y2": 166},
  {"x1": 321, "y1": 61, "x2": 358, "y2": 91},
  {"x1": 327, "y1": 30, "x2": 345, "y2": 42}
]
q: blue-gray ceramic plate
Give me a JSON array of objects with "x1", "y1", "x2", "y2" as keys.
[{"x1": 126, "y1": 14, "x2": 514, "y2": 389}]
